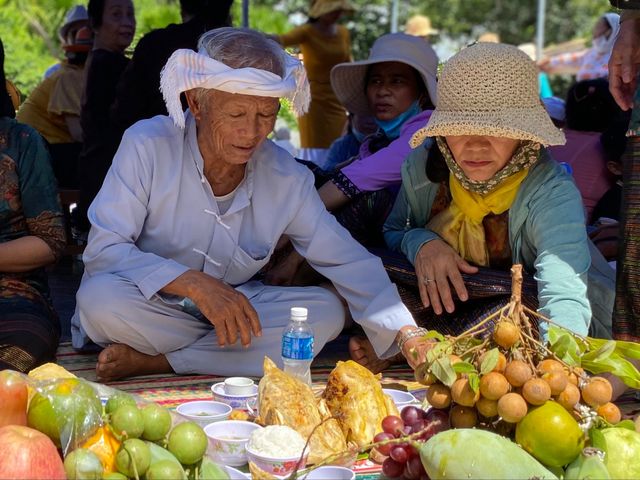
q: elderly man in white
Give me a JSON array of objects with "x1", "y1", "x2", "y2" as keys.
[{"x1": 71, "y1": 28, "x2": 428, "y2": 381}]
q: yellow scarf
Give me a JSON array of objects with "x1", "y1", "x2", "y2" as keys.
[{"x1": 428, "y1": 169, "x2": 529, "y2": 266}]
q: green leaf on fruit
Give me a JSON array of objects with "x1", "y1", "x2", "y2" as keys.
[
  {"x1": 589, "y1": 428, "x2": 608, "y2": 452},
  {"x1": 583, "y1": 340, "x2": 617, "y2": 363},
  {"x1": 586, "y1": 337, "x2": 640, "y2": 360},
  {"x1": 479, "y1": 348, "x2": 499, "y2": 375},
  {"x1": 548, "y1": 333, "x2": 581, "y2": 366},
  {"x1": 426, "y1": 341, "x2": 452, "y2": 365},
  {"x1": 615, "y1": 419, "x2": 637, "y2": 431},
  {"x1": 431, "y1": 356, "x2": 457, "y2": 387},
  {"x1": 582, "y1": 353, "x2": 640, "y2": 389},
  {"x1": 468, "y1": 373, "x2": 480, "y2": 393},
  {"x1": 453, "y1": 361, "x2": 477, "y2": 374},
  {"x1": 425, "y1": 330, "x2": 446, "y2": 342}
]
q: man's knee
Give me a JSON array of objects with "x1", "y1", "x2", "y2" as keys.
[
  {"x1": 311, "y1": 288, "x2": 346, "y2": 339},
  {"x1": 76, "y1": 274, "x2": 123, "y2": 320}
]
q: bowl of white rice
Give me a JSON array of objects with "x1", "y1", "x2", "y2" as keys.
[{"x1": 246, "y1": 425, "x2": 309, "y2": 476}]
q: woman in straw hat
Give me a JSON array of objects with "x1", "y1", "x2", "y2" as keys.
[
  {"x1": 348, "y1": 43, "x2": 617, "y2": 372},
  {"x1": 264, "y1": 33, "x2": 437, "y2": 287},
  {"x1": 272, "y1": 0, "x2": 354, "y2": 165},
  {"x1": 70, "y1": 28, "x2": 427, "y2": 381}
]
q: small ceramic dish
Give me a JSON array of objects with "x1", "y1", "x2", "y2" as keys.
[
  {"x1": 245, "y1": 447, "x2": 308, "y2": 477},
  {"x1": 224, "y1": 377, "x2": 255, "y2": 396},
  {"x1": 211, "y1": 382, "x2": 258, "y2": 410},
  {"x1": 176, "y1": 400, "x2": 232, "y2": 427},
  {"x1": 303, "y1": 466, "x2": 356, "y2": 480},
  {"x1": 204, "y1": 420, "x2": 263, "y2": 467},
  {"x1": 383, "y1": 388, "x2": 418, "y2": 410}
]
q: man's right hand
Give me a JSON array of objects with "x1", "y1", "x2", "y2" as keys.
[
  {"x1": 162, "y1": 270, "x2": 262, "y2": 348},
  {"x1": 609, "y1": 17, "x2": 640, "y2": 111}
]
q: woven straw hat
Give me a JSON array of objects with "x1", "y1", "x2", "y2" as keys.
[
  {"x1": 410, "y1": 42, "x2": 565, "y2": 148},
  {"x1": 308, "y1": 0, "x2": 355, "y2": 19},
  {"x1": 331, "y1": 33, "x2": 438, "y2": 117},
  {"x1": 405, "y1": 15, "x2": 439, "y2": 36}
]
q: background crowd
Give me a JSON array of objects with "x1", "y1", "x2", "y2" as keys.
[{"x1": 0, "y1": 0, "x2": 638, "y2": 395}]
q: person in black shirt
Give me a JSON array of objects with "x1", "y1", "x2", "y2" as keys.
[
  {"x1": 75, "y1": 0, "x2": 135, "y2": 232},
  {"x1": 110, "y1": 0, "x2": 233, "y2": 134}
]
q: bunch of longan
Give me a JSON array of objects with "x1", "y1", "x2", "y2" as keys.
[{"x1": 419, "y1": 320, "x2": 621, "y2": 429}]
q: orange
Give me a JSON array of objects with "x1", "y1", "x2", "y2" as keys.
[{"x1": 515, "y1": 401, "x2": 584, "y2": 467}]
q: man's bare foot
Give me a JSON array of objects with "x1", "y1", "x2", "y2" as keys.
[
  {"x1": 349, "y1": 336, "x2": 405, "y2": 374},
  {"x1": 96, "y1": 344, "x2": 173, "y2": 382}
]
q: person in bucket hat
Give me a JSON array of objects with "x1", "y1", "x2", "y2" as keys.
[
  {"x1": 370, "y1": 42, "x2": 614, "y2": 371},
  {"x1": 264, "y1": 34, "x2": 438, "y2": 284}
]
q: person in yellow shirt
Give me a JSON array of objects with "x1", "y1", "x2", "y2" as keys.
[
  {"x1": 273, "y1": 0, "x2": 353, "y2": 167},
  {"x1": 17, "y1": 27, "x2": 92, "y2": 188}
]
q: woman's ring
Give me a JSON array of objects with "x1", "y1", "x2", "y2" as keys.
[{"x1": 423, "y1": 275, "x2": 434, "y2": 284}]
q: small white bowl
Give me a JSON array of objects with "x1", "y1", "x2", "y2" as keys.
[
  {"x1": 383, "y1": 388, "x2": 418, "y2": 410},
  {"x1": 224, "y1": 377, "x2": 255, "y2": 396},
  {"x1": 304, "y1": 466, "x2": 356, "y2": 480},
  {"x1": 204, "y1": 420, "x2": 263, "y2": 467},
  {"x1": 176, "y1": 400, "x2": 232, "y2": 427},
  {"x1": 245, "y1": 446, "x2": 308, "y2": 477},
  {"x1": 224, "y1": 465, "x2": 250, "y2": 480},
  {"x1": 211, "y1": 382, "x2": 258, "y2": 410}
]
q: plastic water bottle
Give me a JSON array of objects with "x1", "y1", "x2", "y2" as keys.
[{"x1": 281, "y1": 307, "x2": 314, "y2": 385}]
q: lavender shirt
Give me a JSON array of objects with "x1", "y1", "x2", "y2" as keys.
[{"x1": 340, "y1": 110, "x2": 433, "y2": 193}]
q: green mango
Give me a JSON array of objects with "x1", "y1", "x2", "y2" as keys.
[
  {"x1": 418, "y1": 429, "x2": 557, "y2": 480},
  {"x1": 565, "y1": 448, "x2": 610, "y2": 480},
  {"x1": 143, "y1": 440, "x2": 187, "y2": 480}
]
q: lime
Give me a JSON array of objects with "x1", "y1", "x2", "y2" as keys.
[{"x1": 167, "y1": 422, "x2": 207, "y2": 465}]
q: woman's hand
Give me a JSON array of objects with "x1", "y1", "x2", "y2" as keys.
[
  {"x1": 415, "y1": 239, "x2": 478, "y2": 314},
  {"x1": 396, "y1": 326, "x2": 434, "y2": 369}
]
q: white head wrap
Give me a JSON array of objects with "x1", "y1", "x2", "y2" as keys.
[{"x1": 160, "y1": 48, "x2": 311, "y2": 129}]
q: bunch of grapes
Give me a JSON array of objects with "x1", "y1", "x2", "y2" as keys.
[
  {"x1": 372, "y1": 406, "x2": 449, "y2": 479},
  {"x1": 418, "y1": 320, "x2": 620, "y2": 429}
]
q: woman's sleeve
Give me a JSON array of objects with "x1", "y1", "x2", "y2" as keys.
[
  {"x1": 339, "y1": 111, "x2": 431, "y2": 192},
  {"x1": 527, "y1": 177, "x2": 591, "y2": 337},
  {"x1": 277, "y1": 25, "x2": 307, "y2": 47},
  {"x1": 547, "y1": 50, "x2": 586, "y2": 73},
  {"x1": 17, "y1": 126, "x2": 66, "y2": 260},
  {"x1": 48, "y1": 69, "x2": 82, "y2": 117}
]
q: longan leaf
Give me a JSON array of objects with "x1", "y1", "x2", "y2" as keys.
[
  {"x1": 479, "y1": 348, "x2": 499, "y2": 375},
  {"x1": 548, "y1": 334, "x2": 581, "y2": 366},
  {"x1": 586, "y1": 337, "x2": 640, "y2": 360},
  {"x1": 582, "y1": 340, "x2": 617, "y2": 363},
  {"x1": 614, "y1": 419, "x2": 637, "y2": 431},
  {"x1": 468, "y1": 373, "x2": 480, "y2": 393},
  {"x1": 452, "y1": 361, "x2": 477, "y2": 374},
  {"x1": 581, "y1": 353, "x2": 640, "y2": 389},
  {"x1": 425, "y1": 330, "x2": 446, "y2": 342},
  {"x1": 426, "y1": 341, "x2": 452, "y2": 365},
  {"x1": 430, "y1": 356, "x2": 457, "y2": 387}
]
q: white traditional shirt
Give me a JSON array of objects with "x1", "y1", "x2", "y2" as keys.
[{"x1": 82, "y1": 112, "x2": 416, "y2": 358}]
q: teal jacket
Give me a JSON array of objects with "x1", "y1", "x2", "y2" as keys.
[{"x1": 383, "y1": 142, "x2": 615, "y2": 338}]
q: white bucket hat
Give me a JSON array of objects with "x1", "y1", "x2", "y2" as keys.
[
  {"x1": 330, "y1": 33, "x2": 438, "y2": 117},
  {"x1": 59, "y1": 5, "x2": 89, "y2": 43},
  {"x1": 410, "y1": 42, "x2": 565, "y2": 148}
]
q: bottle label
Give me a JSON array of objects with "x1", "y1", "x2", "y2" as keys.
[{"x1": 282, "y1": 334, "x2": 314, "y2": 360}]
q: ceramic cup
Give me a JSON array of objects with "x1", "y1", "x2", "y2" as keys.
[{"x1": 224, "y1": 377, "x2": 255, "y2": 396}]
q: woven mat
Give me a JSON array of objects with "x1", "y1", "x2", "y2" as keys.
[{"x1": 54, "y1": 342, "x2": 418, "y2": 408}]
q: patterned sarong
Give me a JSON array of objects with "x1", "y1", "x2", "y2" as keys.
[
  {"x1": 614, "y1": 135, "x2": 640, "y2": 342},
  {"x1": 374, "y1": 248, "x2": 539, "y2": 336}
]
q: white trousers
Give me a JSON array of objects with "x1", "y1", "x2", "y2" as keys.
[{"x1": 72, "y1": 274, "x2": 345, "y2": 376}]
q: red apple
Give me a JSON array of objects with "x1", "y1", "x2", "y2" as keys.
[
  {"x1": 0, "y1": 425, "x2": 66, "y2": 479},
  {"x1": 0, "y1": 370, "x2": 28, "y2": 427}
]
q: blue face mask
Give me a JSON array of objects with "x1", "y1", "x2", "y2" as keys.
[{"x1": 374, "y1": 100, "x2": 422, "y2": 139}]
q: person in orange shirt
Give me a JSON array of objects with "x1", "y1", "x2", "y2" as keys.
[{"x1": 272, "y1": 0, "x2": 354, "y2": 167}]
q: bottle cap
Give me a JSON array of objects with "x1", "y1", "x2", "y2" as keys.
[{"x1": 290, "y1": 307, "x2": 308, "y2": 320}]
